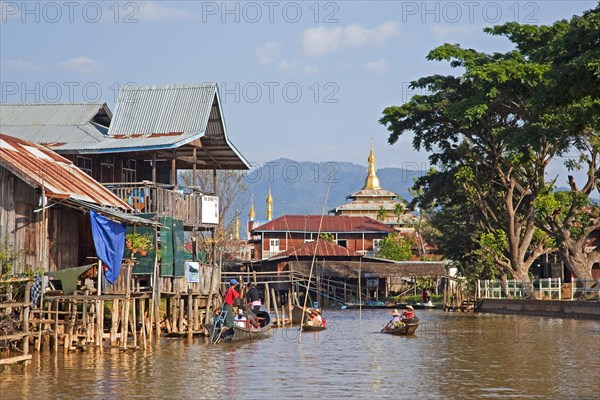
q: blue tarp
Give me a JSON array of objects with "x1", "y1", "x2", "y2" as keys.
[{"x1": 90, "y1": 210, "x2": 126, "y2": 284}]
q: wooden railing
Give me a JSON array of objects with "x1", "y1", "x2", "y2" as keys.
[{"x1": 104, "y1": 183, "x2": 218, "y2": 227}]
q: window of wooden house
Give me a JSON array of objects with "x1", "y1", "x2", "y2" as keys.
[
  {"x1": 337, "y1": 239, "x2": 347, "y2": 248},
  {"x1": 76, "y1": 156, "x2": 93, "y2": 176},
  {"x1": 269, "y1": 239, "x2": 280, "y2": 252},
  {"x1": 373, "y1": 239, "x2": 383, "y2": 253},
  {"x1": 122, "y1": 159, "x2": 137, "y2": 182}
]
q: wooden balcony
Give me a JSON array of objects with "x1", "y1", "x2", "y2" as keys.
[{"x1": 104, "y1": 182, "x2": 219, "y2": 228}]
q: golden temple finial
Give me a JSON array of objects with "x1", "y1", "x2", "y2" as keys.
[
  {"x1": 363, "y1": 144, "x2": 381, "y2": 190},
  {"x1": 248, "y1": 194, "x2": 256, "y2": 221},
  {"x1": 266, "y1": 187, "x2": 273, "y2": 221},
  {"x1": 235, "y1": 208, "x2": 240, "y2": 240}
]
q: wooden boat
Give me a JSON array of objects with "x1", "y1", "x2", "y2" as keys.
[
  {"x1": 381, "y1": 317, "x2": 419, "y2": 336},
  {"x1": 412, "y1": 302, "x2": 436, "y2": 310},
  {"x1": 211, "y1": 308, "x2": 272, "y2": 344},
  {"x1": 342, "y1": 302, "x2": 406, "y2": 310},
  {"x1": 301, "y1": 324, "x2": 327, "y2": 332}
]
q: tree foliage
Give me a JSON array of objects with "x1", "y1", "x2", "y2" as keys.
[{"x1": 377, "y1": 233, "x2": 414, "y2": 261}]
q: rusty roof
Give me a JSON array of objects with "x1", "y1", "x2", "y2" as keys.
[
  {"x1": 271, "y1": 239, "x2": 362, "y2": 260},
  {"x1": 252, "y1": 215, "x2": 396, "y2": 233},
  {"x1": 0, "y1": 134, "x2": 131, "y2": 209}
]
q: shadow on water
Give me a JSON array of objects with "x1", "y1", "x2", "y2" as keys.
[{"x1": 1, "y1": 309, "x2": 599, "y2": 399}]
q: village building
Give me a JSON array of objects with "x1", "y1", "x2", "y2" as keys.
[
  {"x1": 0, "y1": 133, "x2": 148, "y2": 274},
  {"x1": 329, "y1": 146, "x2": 417, "y2": 232},
  {"x1": 248, "y1": 214, "x2": 396, "y2": 260},
  {"x1": 0, "y1": 83, "x2": 252, "y2": 357}
]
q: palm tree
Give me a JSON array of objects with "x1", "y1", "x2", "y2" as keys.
[
  {"x1": 376, "y1": 206, "x2": 387, "y2": 222},
  {"x1": 394, "y1": 202, "x2": 406, "y2": 223}
]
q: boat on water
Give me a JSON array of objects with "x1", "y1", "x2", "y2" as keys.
[
  {"x1": 381, "y1": 317, "x2": 420, "y2": 336},
  {"x1": 210, "y1": 307, "x2": 272, "y2": 344},
  {"x1": 342, "y1": 301, "x2": 406, "y2": 310},
  {"x1": 411, "y1": 301, "x2": 436, "y2": 310},
  {"x1": 301, "y1": 324, "x2": 327, "y2": 331}
]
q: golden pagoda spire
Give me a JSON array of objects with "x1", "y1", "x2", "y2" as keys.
[
  {"x1": 235, "y1": 208, "x2": 240, "y2": 240},
  {"x1": 363, "y1": 145, "x2": 381, "y2": 190},
  {"x1": 248, "y1": 194, "x2": 256, "y2": 221},
  {"x1": 266, "y1": 187, "x2": 273, "y2": 221}
]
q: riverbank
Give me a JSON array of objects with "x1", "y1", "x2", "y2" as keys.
[{"x1": 477, "y1": 299, "x2": 600, "y2": 320}]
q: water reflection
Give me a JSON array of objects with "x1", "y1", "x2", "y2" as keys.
[{"x1": 1, "y1": 310, "x2": 598, "y2": 399}]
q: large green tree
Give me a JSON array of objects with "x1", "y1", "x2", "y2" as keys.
[
  {"x1": 489, "y1": 6, "x2": 600, "y2": 278},
  {"x1": 380, "y1": 43, "x2": 556, "y2": 282}
]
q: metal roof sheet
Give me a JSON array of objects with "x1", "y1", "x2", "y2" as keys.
[
  {"x1": 252, "y1": 215, "x2": 396, "y2": 233},
  {"x1": 0, "y1": 134, "x2": 131, "y2": 209},
  {"x1": 48, "y1": 131, "x2": 203, "y2": 153},
  {"x1": 0, "y1": 103, "x2": 111, "y2": 125},
  {"x1": 271, "y1": 239, "x2": 362, "y2": 260},
  {"x1": 108, "y1": 83, "x2": 216, "y2": 136},
  {"x1": 0, "y1": 103, "x2": 111, "y2": 145}
]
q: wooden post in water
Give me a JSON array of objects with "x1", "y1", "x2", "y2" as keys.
[
  {"x1": 271, "y1": 288, "x2": 280, "y2": 327},
  {"x1": 187, "y1": 291, "x2": 193, "y2": 339},
  {"x1": 264, "y1": 282, "x2": 271, "y2": 314},
  {"x1": 111, "y1": 299, "x2": 119, "y2": 346},
  {"x1": 23, "y1": 282, "x2": 31, "y2": 363}
]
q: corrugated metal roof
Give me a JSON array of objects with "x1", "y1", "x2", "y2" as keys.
[
  {"x1": 108, "y1": 83, "x2": 216, "y2": 136},
  {"x1": 0, "y1": 103, "x2": 111, "y2": 144},
  {"x1": 107, "y1": 83, "x2": 249, "y2": 169},
  {"x1": 252, "y1": 215, "x2": 396, "y2": 233},
  {"x1": 272, "y1": 239, "x2": 362, "y2": 260},
  {"x1": 48, "y1": 131, "x2": 203, "y2": 153},
  {"x1": 0, "y1": 134, "x2": 131, "y2": 210}
]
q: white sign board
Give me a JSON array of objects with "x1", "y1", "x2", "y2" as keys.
[
  {"x1": 185, "y1": 261, "x2": 200, "y2": 283},
  {"x1": 201, "y1": 196, "x2": 219, "y2": 224}
]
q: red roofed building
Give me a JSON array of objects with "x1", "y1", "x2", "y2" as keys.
[{"x1": 249, "y1": 214, "x2": 395, "y2": 260}]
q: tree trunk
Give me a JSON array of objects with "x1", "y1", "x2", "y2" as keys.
[
  {"x1": 557, "y1": 229, "x2": 597, "y2": 280},
  {"x1": 560, "y1": 240, "x2": 596, "y2": 280}
]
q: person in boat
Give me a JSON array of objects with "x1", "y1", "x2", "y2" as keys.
[
  {"x1": 422, "y1": 288, "x2": 430, "y2": 303},
  {"x1": 222, "y1": 279, "x2": 240, "y2": 329},
  {"x1": 383, "y1": 309, "x2": 404, "y2": 331},
  {"x1": 306, "y1": 308, "x2": 323, "y2": 327},
  {"x1": 234, "y1": 309, "x2": 247, "y2": 328},
  {"x1": 402, "y1": 305, "x2": 415, "y2": 320},
  {"x1": 246, "y1": 283, "x2": 262, "y2": 314}
]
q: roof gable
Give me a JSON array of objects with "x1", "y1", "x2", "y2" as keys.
[
  {"x1": 108, "y1": 83, "x2": 216, "y2": 136},
  {"x1": 0, "y1": 134, "x2": 130, "y2": 209},
  {"x1": 252, "y1": 215, "x2": 395, "y2": 233}
]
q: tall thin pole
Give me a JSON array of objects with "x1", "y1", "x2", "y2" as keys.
[
  {"x1": 298, "y1": 172, "x2": 334, "y2": 343},
  {"x1": 358, "y1": 257, "x2": 362, "y2": 320}
]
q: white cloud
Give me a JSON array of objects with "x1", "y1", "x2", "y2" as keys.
[
  {"x1": 136, "y1": 2, "x2": 192, "y2": 21},
  {"x1": 256, "y1": 42, "x2": 280, "y2": 65},
  {"x1": 430, "y1": 25, "x2": 478, "y2": 40},
  {"x1": 365, "y1": 60, "x2": 388, "y2": 73},
  {"x1": 1, "y1": 59, "x2": 41, "y2": 72},
  {"x1": 302, "y1": 21, "x2": 399, "y2": 57},
  {"x1": 276, "y1": 60, "x2": 318, "y2": 75},
  {"x1": 56, "y1": 56, "x2": 99, "y2": 74}
]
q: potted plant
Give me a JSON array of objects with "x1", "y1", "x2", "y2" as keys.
[{"x1": 125, "y1": 232, "x2": 154, "y2": 256}]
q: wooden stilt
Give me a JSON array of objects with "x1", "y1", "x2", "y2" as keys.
[
  {"x1": 271, "y1": 288, "x2": 280, "y2": 327},
  {"x1": 187, "y1": 291, "x2": 193, "y2": 339}
]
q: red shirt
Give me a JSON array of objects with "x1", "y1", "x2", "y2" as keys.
[{"x1": 223, "y1": 287, "x2": 239, "y2": 306}]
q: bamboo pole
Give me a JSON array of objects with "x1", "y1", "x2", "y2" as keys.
[
  {"x1": 271, "y1": 288, "x2": 280, "y2": 327},
  {"x1": 264, "y1": 282, "x2": 271, "y2": 313},
  {"x1": 140, "y1": 299, "x2": 147, "y2": 349},
  {"x1": 132, "y1": 298, "x2": 137, "y2": 348},
  {"x1": 53, "y1": 300, "x2": 58, "y2": 352},
  {"x1": 110, "y1": 299, "x2": 119, "y2": 346},
  {"x1": 187, "y1": 291, "x2": 193, "y2": 339}
]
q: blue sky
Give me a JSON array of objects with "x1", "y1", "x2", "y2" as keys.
[{"x1": 1, "y1": 1, "x2": 597, "y2": 192}]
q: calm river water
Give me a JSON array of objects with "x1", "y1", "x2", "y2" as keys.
[{"x1": 2, "y1": 309, "x2": 599, "y2": 399}]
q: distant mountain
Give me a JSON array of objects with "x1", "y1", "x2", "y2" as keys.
[{"x1": 243, "y1": 158, "x2": 426, "y2": 219}]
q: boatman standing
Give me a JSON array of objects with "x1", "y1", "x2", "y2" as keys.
[{"x1": 223, "y1": 279, "x2": 240, "y2": 329}]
